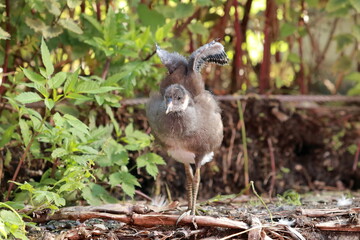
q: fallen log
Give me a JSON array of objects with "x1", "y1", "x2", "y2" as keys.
[
  {"x1": 31, "y1": 205, "x2": 249, "y2": 230},
  {"x1": 299, "y1": 208, "x2": 360, "y2": 218}
]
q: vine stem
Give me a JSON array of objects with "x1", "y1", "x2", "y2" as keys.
[
  {"x1": 5, "y1": 108, "x2": 49, "y2": 201},
  {"x1": 237, "y1": 100, "x2": 249, "y2": 191},
  {"x1": 6, "y1": 132, "x2": 38, "y2": 201},
  {"x1": 250, "y1": 181, "x2": 274, "y2": 223}
]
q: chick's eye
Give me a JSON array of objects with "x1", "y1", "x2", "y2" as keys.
[{"x1": 177, "y1": 97, "x2": 181, "y2": 100}]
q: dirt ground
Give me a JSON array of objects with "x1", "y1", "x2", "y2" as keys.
[
  {"x1": 28, "y1": 191, "x2": 360, "y2": 239},
  {"x1": 129, "y1": 98, "x2": 360, "y2": 201}
]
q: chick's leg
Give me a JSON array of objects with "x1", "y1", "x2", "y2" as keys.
[
  {"x1": 191, "y1": 166, "x2": 201, "y2": 215},
  {"x1": 184, "y1": 163, "x2": 194, "y2": 211}
]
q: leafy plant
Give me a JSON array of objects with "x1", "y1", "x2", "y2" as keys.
[
  {"x1": 0, "y1": 37, "x2": 164, "y2": 238},
  {"x1": 277, "y1": 190, "x2": 302, "y2": 206},
  {"x1": 0, "y1": 202, "x2": 29, "y2": 240}
]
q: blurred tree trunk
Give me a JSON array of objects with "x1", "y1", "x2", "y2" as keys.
[
  {"x1": 259, "y1": 0, "x2": 276, "y2": 93},
  {"x1": 231, "y1": 0, "x2": 252, "y2": 93}
]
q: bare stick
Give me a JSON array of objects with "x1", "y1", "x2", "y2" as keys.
[
  {"x1": 267, "y1": 137, "x2": 276, "y2": 198},
  {"x1": 352, "y1": 141, "x2": 360, "y2": 172},
  {"x1": 237, "y1": 101, "x2": 249, "y2": 190}
]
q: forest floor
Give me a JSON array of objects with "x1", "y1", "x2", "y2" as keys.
[
  {"x1": 26, "y1": 98, "x2": 360, "y2": 239},
  {"x1": 3, "y1": 97, "x2": 360, "y2": 239},
  {"x1": 28, "y1": 191, "x2": 360, "y2": 239}
]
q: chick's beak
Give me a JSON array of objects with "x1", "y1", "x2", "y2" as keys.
[{"x1": 166, "y1": 99, "x2": 173, "y2": 114}]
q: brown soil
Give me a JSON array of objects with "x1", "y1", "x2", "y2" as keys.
[
  {"x1": 127, "y1": 98, "x2": 360, "y2": 201},
  {"x1": 28, "y1": 191, "x2": 360, "y2": 239}
]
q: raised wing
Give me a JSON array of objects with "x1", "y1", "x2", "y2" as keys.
[{"x1": 188, "y1": 40, "x2": 229, "y2": 73}]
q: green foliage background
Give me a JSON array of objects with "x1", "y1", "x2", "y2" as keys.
[{"x1": 0, "y1": 0, "x2": 359, "y2": 238}]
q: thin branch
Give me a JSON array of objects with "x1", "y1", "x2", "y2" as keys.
[
  {"x1": 267, "y1": 137, "x2": 276, "y2": 198},
  {"x1": 237, "y1": 101, "x2": 249, "y2": 190},
  {"x1": 96, "y1": 0, "x2": 101, "y2": 21},
  {"x1": 314, "y1": 18, "x2": 339, "y2": 72},
  {"x1": 173, "y1": 8, "x2": 201, "y2": 37},
  {"x1": 142, "y1": 49, "x2": 156, "y2": 62},
  {"x1": 352, "y1": 141, "x2": 360, "y2": 172},
  {"x1": 101, "y1": 57, "x2": 111, "y2": 79},
  {"x1": 6, "y1": 132, "x2": 38, "y2": 201},
  {"x1": 209, "y1": 0, "x2": 232, "y2": 40}
]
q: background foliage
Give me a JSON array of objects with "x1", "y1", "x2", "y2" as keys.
[{"x1": 0, "y1": 0, "x2": 359, "y2": 238}]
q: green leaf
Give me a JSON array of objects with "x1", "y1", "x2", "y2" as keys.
[
  {"x1": 326, "y1": 0, "x2": 348, "y2": 12},
  {"x1": 59, "y1": 19, "x2": 83, "y2": 34},
  {"x1": 82, "y1": 14, "x2": 102, "y2": 33},
  {"x1": 95, "y1": 139, "x2": 128, "y2": 167},
  {"x1": 30, "y1": 115, "x2": 42, "y2": 131},
  {"x1": 49, "y1": 72, "x2": 67, "y2": 89},
  {"x1": 305, "y1": 0, "x2": 319, "y2": 7},
  {"x1": 105, "y1": 105, "x2": 121, "y2": 136},
  {"x1": 103, "y1": 72, "x2": 128, "y2": 86},
  {"x1": 82, "y1": 183, "x2": 118, "y2": 205},
  {"x1": 175, "y1": 3, "x2": 194, "y2": 19},
  {"x1": 64, "y1": 69, "x2": 79, "y2": 94},
  {"x1": 25, "y1": 108, "x2": 43, "y2": 120},
  {"x1": 353, "y1": 25, "x2": 360, "y2": 41},
  {"x1": 135, "y1": 27, "x2": 150, "y2": 49},
  {"x1": 335, "y1": 34, "x2": 354, "y2": 51},
  {"x1": 53, "y1": 112, "x2": 65, "y2": 127},
  {"x1": 137, "y1": 153, "x2": 165, "y2": 178},
  {"x1": 0, "y1": 125, "x2": 17, "y2": 148},
  {"x1": 15, "y1": 92, "x2": 43, "y2": 104},
  {"x1": 350, "y1": 0, "x2": 360, "y2": 11},
  {"x1": 137, "y1": 4, "x2": 165, "y2": 31},
  {"x1": 95, "y1": 95, "x2": 104, "y2": 105},
  {"x1": 85, "y1": 86, "x2": 122, "y2": 94},
  {"x1": 287, "y1": 53, "x2": 301, "y2": 64},
  {"x1": 77, "y1": 145, "x2": 98, "y2": 154},
  {"x1": 44, "y1": 98, "x2": 54, "y2": 110},
  {"x1": 109, "y1": 171, "x2": 140, "y2": 197},
  {"x1": 348, "y1": 83, "x2": 360, "y2": 95},
  {"x1": 0, "y1": 210, "x2": 24, "y2": 226},
  {"x1": 19, "y1": 119, "x2": 32, "y2": 146},
  {"x1": 75, "y1": 80, "x2": 100, "y2": 93},
  {"x1": 0, "y1": 219, "x2": 7, "y2": 238},
  {"x1": 334, "y1": 56, "x2": 352, "y2": 73},
  {"x1": 123, "y1": 123, "x2": 152, "y2": 150},
  {"x1": 34, "y1": 83, "x2": 48, "y2": 97},
  {"x1": 104, "y1": 8, "x2": 117, "y2": 44},
  {"x1": 43, "y1": 24, "x2": 63, "y2": 39},
  {"x1": 197, "y1": 0, "x2": 212, "y2": 6},
  {"x1": 17, "y1": 182, "x2": 35, "y2": 192},
  {"x1": 41, "y1": 38, "x2": 54, "y2": 77},
  {"x1": 25, "y1": 17, "x2": 46, "y2": 32},
  {"x1": 344, "y1": 72, "x2": 360, "y2": 82},
  {"x1": 22, "y1": 68, "x2": 46, "y2": 84},
  {"x1": 12, "y1": 231, "x2": 29, "y2": 240},
  {"x1": 0, "y1": 26, "x2": 10, "y2": 39},
  {"x1": 45, "y1": 0, "x2": 61, "y2": 16},
  {"x1": 64, "y1": 114, "x2": 89, "y2": 135},
  {"x1": 347, "y1": 144, "x2": 358, "y2": 155},
  {"x1": 67, "y1": 0, "x2": 82, "y2": 8},
  {"x1": 280, "y1": 23, "x2": 297, "y2": 38},
  {"x1": 188, "y1": 22, "x2": 208, "y2": 37}
]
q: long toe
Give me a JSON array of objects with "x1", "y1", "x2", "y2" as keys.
[{"x1": 176, "y1": 209, "x2": 191, "y2": 226}]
